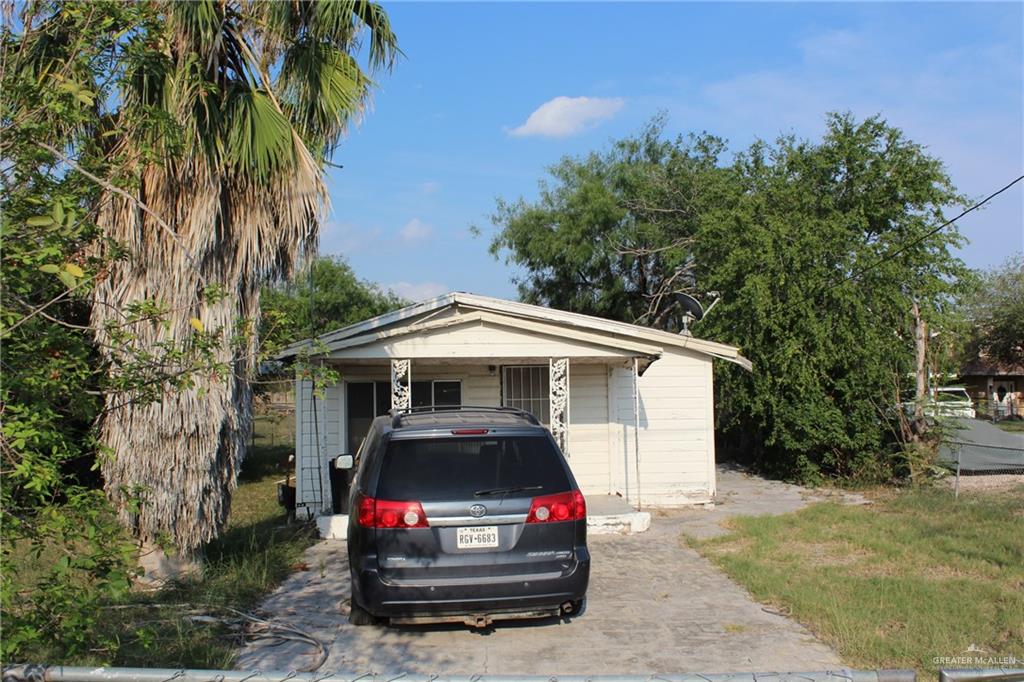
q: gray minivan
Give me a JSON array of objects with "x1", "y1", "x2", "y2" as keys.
[{"x1": 339, "y1": 406, "x2": 590, "y2": 627}]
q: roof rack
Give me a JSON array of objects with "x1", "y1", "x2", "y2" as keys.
[{"x1": 389, "y1": 405, "x2": 540, "y2": 428}]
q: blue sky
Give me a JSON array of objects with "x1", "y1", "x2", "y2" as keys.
[{"x1": 321, "y1": 2, "x2": 1024, "y2": 302}]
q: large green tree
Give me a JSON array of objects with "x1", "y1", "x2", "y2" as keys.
[
  {"x1": 490, "y1": 114, "x2": 971, "y2": 481},
  {"x1": 3, "y1": 2, "x2": 214, "y2": 658},
  {"x1": 489, "y1": 115, "x2": 725, "y2": 328},
  {"x1": 962, "y1": 254, "x2": 1024, "y2": 368},
  {"x1": 695, "y1": 115, "x2": 970, "y2": 480}
]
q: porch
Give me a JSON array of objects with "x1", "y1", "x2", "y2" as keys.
[{"x1": 295, "y1": 355, "x2": 648, "y2": 519}]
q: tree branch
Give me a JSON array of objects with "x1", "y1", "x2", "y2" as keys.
[{"x1": 35, "y1": 142, "x2": 207, "y2": 286}]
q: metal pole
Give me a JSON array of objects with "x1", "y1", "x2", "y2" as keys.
[
  {"x1": 633, "y1": 357, "x2": 641, "y2": 512},
  {"x1": 566, "y1": 360, "x2": 571, "y2": 456},
  {"x1": 1, "y1": 667, "x2": 919, "y2": 682},
  {"x1": 955, "y1": 444, "x2": 962, "y2": 501},
  {"x1": 939, "y1": 669, "x2": 1024, "y2": 682}
]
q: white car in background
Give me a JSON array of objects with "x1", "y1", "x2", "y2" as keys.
[{"x1": 903, "y1": 386, "x2": 976, "y2": 420}]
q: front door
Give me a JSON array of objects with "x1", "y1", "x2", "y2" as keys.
[
  {"x1": 994, "y1": 379, "x2": 1017, "y2": 417},
  {"x1": 994, "y1": 380, "x2": 1015, "y2": 403}
]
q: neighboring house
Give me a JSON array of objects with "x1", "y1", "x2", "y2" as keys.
[
  {"x1": 277, "y1": 292, "x2": 750, "y2": 521},
  {"x1": 960, "y1": 358, "x2": 1023, "y2": 418}
]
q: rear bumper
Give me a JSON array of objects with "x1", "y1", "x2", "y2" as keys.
[{"x1": 352, "y1": 548, "x2": 590, "y2": 619}]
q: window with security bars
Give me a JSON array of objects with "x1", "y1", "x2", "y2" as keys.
[{"x1": 502, "y1": 365, "x2": 550, "y2": 424}]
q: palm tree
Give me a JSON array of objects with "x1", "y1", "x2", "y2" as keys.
[{"x1": 83, "y1": 0, "x2": 398, "y2": 561}]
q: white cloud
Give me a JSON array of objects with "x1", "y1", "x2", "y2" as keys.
[
  {"x1": 420, "y1": 181, "x2": 441, "y2": 195},
  {"x1": 387, "y1": 281, "x2": 449, "y2": 302},
  {"x1": 399, "y1": 218, "x2": 433, "y2": 243},
  {"x1": 797, "y1": 28, "x2": 868, "y2": 64},
  {"x1": 318, "y1": 220, "x2": 383, "y2": 255},
  {"x1": 509, "y1": 96, "x2": 625, "y2": 138}
]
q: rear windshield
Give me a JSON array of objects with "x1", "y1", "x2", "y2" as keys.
[{"x1": 377, "y1": 436, "x2": 570, "y2": 501}]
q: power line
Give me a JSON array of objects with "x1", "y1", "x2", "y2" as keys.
[{"x1": 824, "y1": 173, "x2": 1024, "y2": 293}]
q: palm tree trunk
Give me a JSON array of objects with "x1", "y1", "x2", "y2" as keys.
[{"x1": 91, "y1": 159, "x2": 320, "y2": 562}]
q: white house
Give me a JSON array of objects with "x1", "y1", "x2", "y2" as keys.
[{"x1": 278, "y1": 292, "x2": 750, "y2": 522}]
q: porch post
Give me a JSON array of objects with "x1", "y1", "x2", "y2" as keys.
[
  {"x1": 550, "y1": 357, "x2": 570, "y2": 455},
  {"x1": 633, "y1": 357, "x2": 642, "y2": 510},
  {"x1": 391, "y1": 359, "x2": 411, "y2": 411}
]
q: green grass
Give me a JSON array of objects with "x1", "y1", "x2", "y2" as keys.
[
  {"x1": 688, "y1": 486, "x2": 1024, "y2": 673},
  {"x1": 995, "y1": 420, "x2": 1024, "y2": 432}
]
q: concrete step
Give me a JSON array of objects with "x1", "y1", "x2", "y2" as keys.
[{"x1": 587, "y1": 510, "x2": 651, "y2": 535}]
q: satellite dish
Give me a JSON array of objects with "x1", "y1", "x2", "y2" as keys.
[
  {"x1": 671, "y1": 293, "x2": 705, "y2": 322},
  {"x1": 670, "y1": 292, "x2": 721, "y2": 336}
]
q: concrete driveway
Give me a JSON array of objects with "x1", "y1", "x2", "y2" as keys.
[{"x1": 236, "y1": 469, "x2": 854, "y2": 674}]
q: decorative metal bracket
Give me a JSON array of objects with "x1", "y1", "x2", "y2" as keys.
[
  {"x1": 391, "y1": 359, "x2": 411, "y2": 410},
  {"x1": 549, "y1": 357, "x2": 569, "y2": 455}
]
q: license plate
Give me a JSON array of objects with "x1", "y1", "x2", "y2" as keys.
[{"x1": 457, "y1": 526, "x2": 498, "y2": 549}]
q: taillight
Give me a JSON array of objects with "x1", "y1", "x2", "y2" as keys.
[
  {"x1": 357, "y1": 494, "x2": 375, "y2": 527},
  {"x1": 451, "y1": 428, "x2": 489, "y2": 435},
  {"x1": 526, "y1": 490, "x2": 586, "y2": 523},
  {"x1": 355, "y1": 495, "x2": 429, "y2": 528}
]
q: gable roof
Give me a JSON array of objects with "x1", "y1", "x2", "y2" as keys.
[
  {"x1": 961, "y1": 357, "x2": 1024, "y2": 377},
  {"x1": 277, "y1": 291, "x2": 752, "y2": 371}
]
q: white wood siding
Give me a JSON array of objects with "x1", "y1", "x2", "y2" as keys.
[
  {"x1": 567, "y1": 363, "x2": 610, "y2": 495},
  {"x1": 294, "y1": 350, "x2": 716, "y2": 510},
  {"x1": 611, "y1": 350, "x2": 715, "y2": 506},
  {"x1": 609, "y1": 364, "x2": 637, "y2": 504},
  {"x1": 639, "y1": 349, "x2": 714, "y2": 504}
]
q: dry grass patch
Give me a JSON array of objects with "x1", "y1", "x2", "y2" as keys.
[
  {"x1": 784, "y1": 540, "x2": 873, "y2": 567},
  {"x1": 696, "y1": 536, "x2": 755, "y2": 555}
]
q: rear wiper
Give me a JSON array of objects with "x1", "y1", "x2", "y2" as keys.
[{"x1": 474, "y1": 485, "x2": 542, "y2": 497}]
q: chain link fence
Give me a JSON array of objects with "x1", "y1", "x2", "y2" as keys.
[
  {"x1": 945, "y1": 441, "x2": 1024, "y2": 499},
  {"x1": 939, "y1": 670, "x2": 1024, "y2": 682},
  {"x1": 935, "y1": 417, "x2": 1024, "y2": 498},
  {"x1": 5, "y1": 666, "x2": 1022, "y2": 682}
]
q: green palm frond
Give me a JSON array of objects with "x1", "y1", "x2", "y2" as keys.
[
  {"x1": 310, "y1": 0, "x2": 400, "y2": 71},
  {"x1": 350, "y1": 0, "x2": 400, "y2": 71},
  {"x1": 168, "y1": 0, "x2": 221, "y2": 49},
  {"x1": 225, "y1": 87, "x2": 295, "y2": 180},
  {"x1": 280, "y1": 39, "x2": 369, "y2": 146}
]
